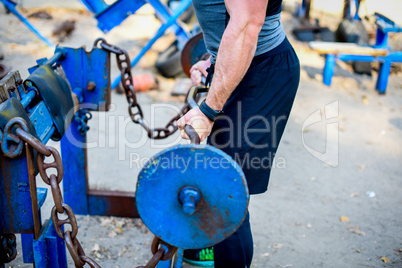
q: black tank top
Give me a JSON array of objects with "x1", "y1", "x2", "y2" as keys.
[{"x1": 266, "y1": 0, "x2": 283, "y2": 16}]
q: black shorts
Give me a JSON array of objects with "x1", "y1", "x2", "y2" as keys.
[{"x1": 207, "y1": 37, "x2": 300, "y2": 194}]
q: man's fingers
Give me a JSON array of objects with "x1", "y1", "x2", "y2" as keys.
[
  {"x1": 200, "y1": 68, "x2": 208, "y2": 78},
  {"x1": 178, "y1": 108, "x2": 213, "y2": 142},
  {"x1": 191, "y1": 70, "x2": 202, "y2": 86},
  {"x1": 177, "y1": 117, "x2": 185, "y2": 130},
  {"x1": 181, "y1": 129, "x2": 189, "y2": 140}
]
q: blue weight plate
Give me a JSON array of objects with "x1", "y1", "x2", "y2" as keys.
[{"x1": 136, "y1": 144, "x2": 249, "y2": 249}]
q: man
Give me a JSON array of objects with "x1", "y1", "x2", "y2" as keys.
[{"x1": 177, "y1": 0, "x2": 300, "y2": 267}]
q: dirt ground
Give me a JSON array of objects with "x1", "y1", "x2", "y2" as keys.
[{"x1": 0, "y1": 1, "x2": 401, "y2": 267}]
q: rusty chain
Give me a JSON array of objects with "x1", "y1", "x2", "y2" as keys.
[
  {"x1": 137, "y1": 236, "x2": 178, "y2": 268},
  {"x1": 0, "y1": 118, "x2": 100, "y2": 267},
  {"x1": 0, "y1": 234, "x2": 17, "y2": 263},
  {"x1": 93, "y1": 38, "x2": 191, "y2": 140},
  {"x1": 74, "y1": 108, "x2": 93, "y2": 136},
  {"x1": 1, "y1": 118, "x2": 179, "y2": 267}
]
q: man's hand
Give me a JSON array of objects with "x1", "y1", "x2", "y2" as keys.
[
  {"x1": 177, "y1": 107, "x2": 214, "y2": 142},
  {"x1": 190, "y1": 59, "x2": 210, "y2": 86}
]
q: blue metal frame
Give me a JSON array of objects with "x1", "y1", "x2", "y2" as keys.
[
  {"x1": 318, "y1": 14, "x2": 402, "y2": 94},
  {"x1": 111, "y1": 0, "x2": 191, "y2": 89},
  {"x1": 55, "y1": 46, "x2": 111, "y2": 111},
  {"x1": 374, "y1": 13, "x2": 402, "y2": 48},
  {"x1": 54, "y1": 44, "x2": 110, "y2": 215},
  {"x1": 322, "y1": 51, "x2": 402, "y2": 93},
  {"x1": 2, "y1": 0, "x2": 191, "y2": 77},
  {"x1": 89, "y1": 0, "x2": 146, "y2": 33},
  {"x1": 147, "y1": 0, "x2": 189, "y2": 46},
  {"x1": 0, "y1": 0, "x2": 55, "y2": 47},
  {"x1": 61, "y1": 120, "x2": 90, "y2": 214},
  {"x1": 80, "y1": 0, "x2": 189, "y2": 44},
  {"x1": 50, "y1": 45, "x2": 111, "y2": 215},
  {"x1": 80, "y1": 0, "x2": 191, "y2": 89},
  {"x1": 80, "y1": 0, "x2": 108, "y2": 14}
]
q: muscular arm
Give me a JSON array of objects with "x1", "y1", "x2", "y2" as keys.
[
  {"x1": 206, "y1": 0, "x2": 268, "y2": 110},
  {"x1": 178, "y1": 0, "x2": 268, "y2": 141}
]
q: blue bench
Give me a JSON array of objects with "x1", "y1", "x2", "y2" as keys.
[{"x1": 309, "y1": 13, "x2": 402, "y2": 94}]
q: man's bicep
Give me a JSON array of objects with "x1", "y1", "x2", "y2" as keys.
[{"x1": 225, "y1": 0, "x2": 268, "y2": 25}]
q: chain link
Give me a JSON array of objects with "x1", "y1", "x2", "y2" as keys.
[
  {"x1": 138, "y1": 248, "x2": 165, "y2": 268},
  {"x1": 151, "y1": 236, "x2": 178, "y2": 261},
  {"x1": 1, "y1": 117, "x2": 29, "y2": 158},
  {"x1": 0, "y1": 234, "x2": 17, "y2": 263},
  {"x1": 74, "y1": 108, "x2": 93, "y2": 136},
  {"x1": 36, "y1": 146, "x2": 64, "y2": 185},
  {"x1": 94, "y1": 38, "x2": 191, "y2": 140},
  {"x1": 0, "y1": 117, "x2": 52, "y2": 158},
  {"x1": 136, "y1": 237, "x2": 178, "y2": 268}
]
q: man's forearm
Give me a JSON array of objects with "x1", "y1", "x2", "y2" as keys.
[{"x1": 205, "y1": 17, "x2": 263, "y2": 111}]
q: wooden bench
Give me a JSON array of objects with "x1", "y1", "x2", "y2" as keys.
[{"x1": 309, "y1": 13, "x2": 402, "y2": 94}]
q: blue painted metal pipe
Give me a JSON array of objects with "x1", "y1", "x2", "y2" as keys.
[
  {"x1": 111, "y1": 0, "x2": 191, "y2": 89},
  {"x1": 338, "y1": 53, "x2": 402, "y2": 63},
  {"x1": 353, "y1": 0, "x2": 361, "y2": 21},
  {"x1": 79, "y1": 0, "x2": 109, "y2": 14},
  {"x1": 337, "y1": 54, "x2": 376, "y2": 62},
  {"x1": 146, "y1": 0, "x2": 189, "y2": 45},
  {"x1": 20, "y1": 90, "x2": 37, "y2": 108},
  {"x1": 1, "y1": 0, "x2": 54, "y2": 48},
  {"x1": 376, "y1": 61, "x2": 392, "y2": 94},
  {"x1": 323, "y1": 54, "x2": 336, "y2": 86},
  {"x1": 44, "y1": 51, "x2": 64, "y2": 66},
  {"x1": 27, "y1": 51, "x2": 65, "y2": 75},
  {"x1": 94, "y1": 0, "x2": 146, "y2": 33}
]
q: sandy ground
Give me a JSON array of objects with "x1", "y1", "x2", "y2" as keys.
[{"x1": 0, "y1": 1, "x2": 402, "y2": 267}]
